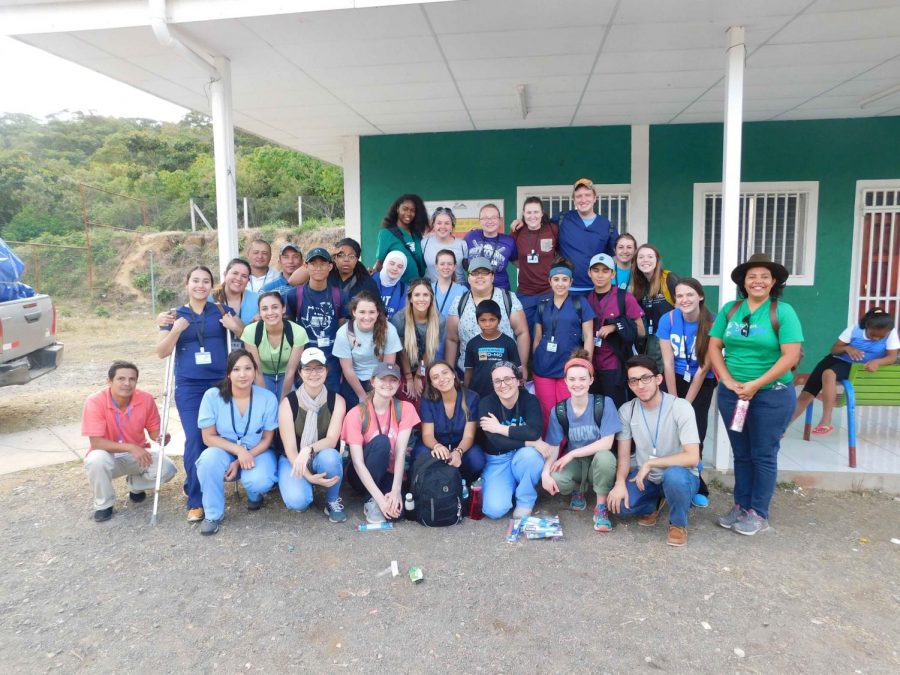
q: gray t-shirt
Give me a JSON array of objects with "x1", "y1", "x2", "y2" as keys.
[
  {"x1": 390, "y1": 311, "x2": 447, "y2": 365},
  {"x1": 332, "y1": 321, "x2": 402, "y2": 381},
  {"x1": 545, "y1": 395, "x2": 621, "y2": 451},
  {"x1": 422, "y1": 235, "x2": 468, "y2": 284},
  {"x1": 616, "y1": 393, "x2": 700, "y2": 483}
]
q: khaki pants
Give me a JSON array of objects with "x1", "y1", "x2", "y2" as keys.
[
  {"x1": 551, "y1": 450, "x2": 617, "y2": 497},
  {"x1": 84, "y1": 450, "x2": 177, "y2": 510}
]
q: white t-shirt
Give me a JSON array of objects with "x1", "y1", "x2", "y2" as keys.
[
  {"x1": 332, "y1": 321, "x2": 403, "y2": 381},
  {"x1": 248, "y1": 268, "x2": 282, "y2": 294}
]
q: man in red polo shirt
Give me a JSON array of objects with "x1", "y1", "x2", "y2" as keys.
[{"x1": 82, "y1": 360, "x2": 177, "y2": 522}]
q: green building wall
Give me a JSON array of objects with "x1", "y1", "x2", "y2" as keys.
[{"x1": 359, "y1": 116, "x2": 900, "y2": 370}]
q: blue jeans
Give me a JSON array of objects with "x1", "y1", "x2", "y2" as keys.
[
  {"x1": 174, "y1": 378, "x2": 219, "y2": 509},
  {"x1": 717, "y1": 383, "x2": 795, "y2": 519},
  {"x1": 411, "y1": 442, "x2": 486, "y2": 484},
  {"x1": 482, "y1": 448, "x2": 544, "y2": 519},
  {"x1": 263, "y1": 372, "x2": 294, "y2": 398},
  {"x1": 617, "y1": 466, "x2": 698, "y2": 527},
  {"x1": 196, "y1": 447, "x2": 278, "y2": 521},
  {"x1": 277, "y1": 449, "x2": 343, "y2": 510}
]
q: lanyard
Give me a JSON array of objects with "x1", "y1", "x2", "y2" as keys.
[
  {"x1": 437, "y1": 282, "x2": 455, "y2": 314},
  {"x1": 110, "y1": 390, "x2": 131, "y2": 443},
  {"x1": 230, "y1": 390, "x2": 254, "y2": 447},
  {"x1": 546, "y1": 297, "x2": 569, "y2": 342},
  {"x1": 267, "y1": 325, "x2": 287, "y2": 382},
  {"x1": 638, "y1": 394, "x2": 666, "y2": 456},
  {"x1": 191, "y1": 305, "x2": 206, "y2": 350},
  {"x1": 677, "y1": 311, "x2": 696, "y2": 375}
]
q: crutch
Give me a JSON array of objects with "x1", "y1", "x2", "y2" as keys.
[{"x1": 150, "y1": 353, "x2": 176, "y2": 525}]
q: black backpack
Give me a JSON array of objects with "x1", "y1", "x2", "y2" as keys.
[
  {"x1": 457, "y1": 288, "x2": 514, "y2": 317},
  {"x1": 604, "y1": 287, "x2": 638, "y2": 365},
  {"x1": 554, "y1": 394, "x2": 605, "y2": 439},
  {"x1": 408, "y1": 452, "x2": 463, "y2": 527},
  {"x1": 253, "y1": 319, "x2": 296, "y2": 348}
]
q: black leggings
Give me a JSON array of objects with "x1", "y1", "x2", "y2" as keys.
[
  {"x1": 675, "y1": 373, "x2": 716, "y2": 497},
  {"x1": 801, "y1": 355, "x2": 852, "y2": 397},
  {"x1": 346, "y1": 434, "x2": 394, "y2": 495}
]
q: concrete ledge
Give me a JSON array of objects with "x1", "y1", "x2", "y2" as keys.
[{"x1": 710, "y1": 469, "x2": 900, "y2": 494}]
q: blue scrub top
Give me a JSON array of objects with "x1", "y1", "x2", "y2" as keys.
[
  {"x1": 532, "y1": 296, "x2": 595, "y2": 378},
  {"x1": 163, "y1": 303, "x2": 233, "y2": 382},
  {"x1": 419, "y1": 388, "x2": 480, "y2": 448},
  {"x1": 432, "y1": 281, "x2": 468, "y2": 319},
  {"x1": 197, "y1": 384, "x2": 279, "y2": 449},
  {"x1": 656, "y1": 309, "x2": 715, "y2": 380}
]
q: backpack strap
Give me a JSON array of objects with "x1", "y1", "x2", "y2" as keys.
[
  {"x1": 536, "y1": 297, "x2": 549, "y2": 327},
  {"x1": 287, "y1": 390, "x2": 299, "y2": 419},
  {"x1": 457, "y1": 291, "x2": 471, "y2": 316},
  {"x1": 359, "y1": 401, "x2": 370, "y2": 435},
  {"x1": 725, "y1": 299, "x2": 744, "y2": 322},
  {"x1": 331, "y1": 285, "x2": 342, "y2": 319},
  {"x1": 592, "y1": 394, "x2": 605, "y2": 431},
  {"x1": 616, "y1": 286, "x2": 626, "y2": 317},
  {"x1": 572, "y1": 294, "x2": 584, "y2": 322},
  {"x1": 501, "y1": 289, "x2": 513, "y2": 317},
  {"x1": 554, "y1": 400, "x2": 569, "y2": 439},
  {"x1": 393, "y1": 398, "x2": 402, "y2": 424},
  {"x1": 359, "y1": 398, "x2": 401, "y2": 436},
  {"x1": 661, "y1": 270, "x2": 676, "y2": 306},
  {"x1": 254, "y1": 321, "x2": 265, "y2": 347},
  {"x1": 327, "y1": 389, "x2": 336, "y2": 413}
]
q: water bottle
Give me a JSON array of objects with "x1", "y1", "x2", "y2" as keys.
[
  {"x1": 404, "y1": 492, "x2": 415, "y2": 512},
  {"x1": 730, "y1": 399, "x2": 749, "y2": 432},
  {"x1": 461, "y1": 479, "x2": 469, "y2": 500},
  {"x1": 468, "y1": 481, "x2": 484, "y2": 521}
]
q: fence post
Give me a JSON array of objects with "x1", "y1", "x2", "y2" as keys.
[
  {"x1": 298, "y1": 196, "x2": 303, "y2": 227},
  {"x1": 32, "y1": 244, "x2": 41, "y2": 292},
  {"x1": 149, "y1": 250, "x2": 156, "y2": 316},
  {"x1": 80, "y1": 184, "x2": 94, "y2": 301},
  {"x1": 190, "y1": 198, "x2": 197, "y2": 232},
  {"x1": 243, "y1": 197, "x2": 249, "y2": 229}
]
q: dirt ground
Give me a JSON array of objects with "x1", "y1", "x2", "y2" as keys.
[
  {"x1": 0, "y1": 461, "x2": 898, "y2": 673},
  {"x1": 0, "y1": 313, "x2": 164, "y2": 435}
]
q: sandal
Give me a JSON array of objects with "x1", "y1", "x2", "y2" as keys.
[{"x1": 812, "y1": 424, "x2": 834, "y2": 435}]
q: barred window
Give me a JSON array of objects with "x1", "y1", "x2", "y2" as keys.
[
  {"x1": 693, "y1": 182, "x2": 818, "y2": 285},
  {"x1": 515, "y1": 185, "x2": 630, "y2": 233}
]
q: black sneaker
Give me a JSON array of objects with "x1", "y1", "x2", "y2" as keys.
[
  {"x1": 129, "y1": 491, "x2": 146, "y2": 503},
  {"x1": 247, "y1": 495, "x2": 264, "y2": 511},
  {"x1": 199, "y1": 518, "x2": 220, "y2": 535},
  {"x1": 93, "y1": 507, "x2": 113, "y2": 522}
]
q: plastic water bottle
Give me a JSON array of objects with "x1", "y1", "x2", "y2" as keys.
[
  {"x1": 461, "y1": 479, "x2": 469, "y2": 500},
  {"x1": 730, "y1": 399, "x2": 749, "y2": 432},
  {"x1": 404, "y1": 492, "x2": 415, "y2": 511},
  {"x1": 468, "y1": 482, "x2": 484, "y2": 521}
]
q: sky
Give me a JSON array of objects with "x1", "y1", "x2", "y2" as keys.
[{"x1": 0, "y1": 37, "x2": 189, "y2": 122}]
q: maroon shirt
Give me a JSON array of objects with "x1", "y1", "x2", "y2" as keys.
[
  {"x1": 511, "y1": 222, "x2": 558, "y2": 295},
  {"x1": 586, "y1": 287, "x2": 645, "y2": 371}
]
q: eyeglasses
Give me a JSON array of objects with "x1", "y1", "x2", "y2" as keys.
[
  {"x1": 492, "y1": 376, "x2": 518, "y2": 387},
  {"x1": 626, "y1": 374, "x2": 656, "y2": 386},
  {"x1": 741, "y1": 314, "x2": 751, "y2": 337},
  {"x1": 334, "y1": 252, "x2": 357, "y2": 260},
  {"x1": 302, "y1": 365, "x2": 326, "y2": 374}
]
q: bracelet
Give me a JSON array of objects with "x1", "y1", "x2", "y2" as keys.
[{"x1": 403, "y1": 372, "x2": 413, "y2": 378}]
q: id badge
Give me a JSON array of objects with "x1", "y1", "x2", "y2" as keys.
[
  {"x1": 683, "y1": 370, "x2": 692, "y2": 383},
  {"x1": 546, "y1": 340, "x2": 558, "y2": 353},
  {"x1": 527, "y1": 251, "x2": 539, "y2": 264},
  {"x1": 195, "y1": 349, "x2": 212, "y2": 365},
  {"x1": 418, "y1": 361, "x2": 426, "y2": 377},
  {"x1": 230, "y1": 338, "x2": 243, "y2": 352},
  {"x1": 317, "y1": 337, "x2": 331, "y2": 348},
  {"x1": 594, "y1": 334, "x2": 603, "y2": 348}
]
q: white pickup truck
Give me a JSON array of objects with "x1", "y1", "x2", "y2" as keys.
[{"x1": 0, "y1": 294, "x2": 63, "y2": 387}]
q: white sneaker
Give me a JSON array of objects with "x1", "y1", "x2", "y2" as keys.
[
  {"x1": 512, "y1": 504, "x2": 533, "y2": 519},
  {"x1": 364, "y1": 498, "x2": 386, "y2": 524}
]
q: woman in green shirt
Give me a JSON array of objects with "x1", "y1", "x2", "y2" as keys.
[
  {"x1": 241, "y1": 291, "x2": 309, "y2": 400},
  {"x1": 371, "y1": 194, "x2": 428, "y2": 285},
  {"x1": 708, "y1": 254, "x2": 803, "y2": 537}
]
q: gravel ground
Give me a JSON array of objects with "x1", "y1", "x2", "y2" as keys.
[{"x1": 1, "y1": 460, "x2": 898, "y2": 674}]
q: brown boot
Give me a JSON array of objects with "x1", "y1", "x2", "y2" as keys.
[
  {"x1": 637, "y1": 498, "x2": 667, "y2": 527},
  {"x1": 667, "y1": 525, "x2": 688, "y2": 547}
]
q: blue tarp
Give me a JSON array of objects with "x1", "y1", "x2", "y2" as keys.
[{"x1": 0, "y1": 238, "x2": 36, "y2": 301}]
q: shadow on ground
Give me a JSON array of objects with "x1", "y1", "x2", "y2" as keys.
[{"x1": 1, "y1": 460, "x2": 898, "y2": 673}]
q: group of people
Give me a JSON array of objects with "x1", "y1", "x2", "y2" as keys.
[{"x1": 82, "y1": 178, "x2": 899, "y2": 547}]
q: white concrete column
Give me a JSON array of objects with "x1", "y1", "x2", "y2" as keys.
[
  {"x1": 713, "y1": 25, "x2": 746, "y2": 473},
  {"x1": 629, "y1": 124, "x2": 650, "y2": 243},
  {"x1": 210, "y1": 55, "x2": 239, "y2": 276},
  {"x1": 342, "y1": 135, "x2": 362, "y2": 243}
]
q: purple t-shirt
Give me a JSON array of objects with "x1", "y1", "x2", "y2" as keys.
[{"x1": 464, "y1": 230, "x2": 518, "y2": 290}]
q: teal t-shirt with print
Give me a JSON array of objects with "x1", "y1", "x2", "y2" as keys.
[
  {"x1": 376, "y1": 228, "x2": 425, "y2": 285},
  {"x1": 709, "y1": 298, "x2": 803, "y2": 387}
]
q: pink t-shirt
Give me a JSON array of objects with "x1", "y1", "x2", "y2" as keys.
[
  {"x1": 81, "y1": 388, "x2": 161, "y2": 453},
  {"x1": 341, "y1": 399, "x2": 420, "y2": 470}
]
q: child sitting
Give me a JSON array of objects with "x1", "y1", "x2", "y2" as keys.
[{"x1": 791, "y1": 308, "x2": 898, "y2": 434}]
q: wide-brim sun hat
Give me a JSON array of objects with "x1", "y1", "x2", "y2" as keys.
[{"x1": 730, "y1": 252, "x2": 789, "y2": 287}]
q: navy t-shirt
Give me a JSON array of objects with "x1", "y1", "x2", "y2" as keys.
[
  {"x1": 373, "y1": 276, "x2": 408, "y2": 321},
  {"x1": 532, "y1": 296, "x2": 596, "y2": 378},
  {"x1": 291, "y1": 284, "x2": 349, "y2": 358},
  {"x1": 419, "y1": 388, "x2": 480, "y2": 448},
  {"x1": 162, "y1": 303, "x2": 233, "y2": 382},
  {"x1": 465, "y1": 333, "x2": 520, "y2": 399}
]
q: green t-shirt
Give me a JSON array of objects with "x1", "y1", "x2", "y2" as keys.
[
  {"x1": 376, "y1": 228, "x2": 425, "y2": 285},
  {"x1": 709, "y1": 298, "x2": 803, "y2": 387},
  {"x1": 240, "y1": 320, "x2": 309, "y2": 374}
]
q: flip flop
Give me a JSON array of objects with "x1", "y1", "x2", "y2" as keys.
[{"x1": 812, "y1": 424, "x2": 834, "y2": 435}]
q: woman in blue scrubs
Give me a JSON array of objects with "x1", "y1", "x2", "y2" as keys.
[
  {"x1": 195, "y1": 349, "x2": 280, "y2": 535},
  {"x1": 214, "y1": 258, "x2": 258, "y2": 327},
  {"x1": 157, "y1": 266, "x2": 242, "y2": 523}
]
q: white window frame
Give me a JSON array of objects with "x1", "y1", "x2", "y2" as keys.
[
  {"x1": 515, "y1": 184, "x2": 631, "y2": 233},
  {"x1": 691, "y1": 181, "x2": 819, "y2": 286},
  {"x1": 849, "y1": 179, "x2": 900, "y2": 325}
]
